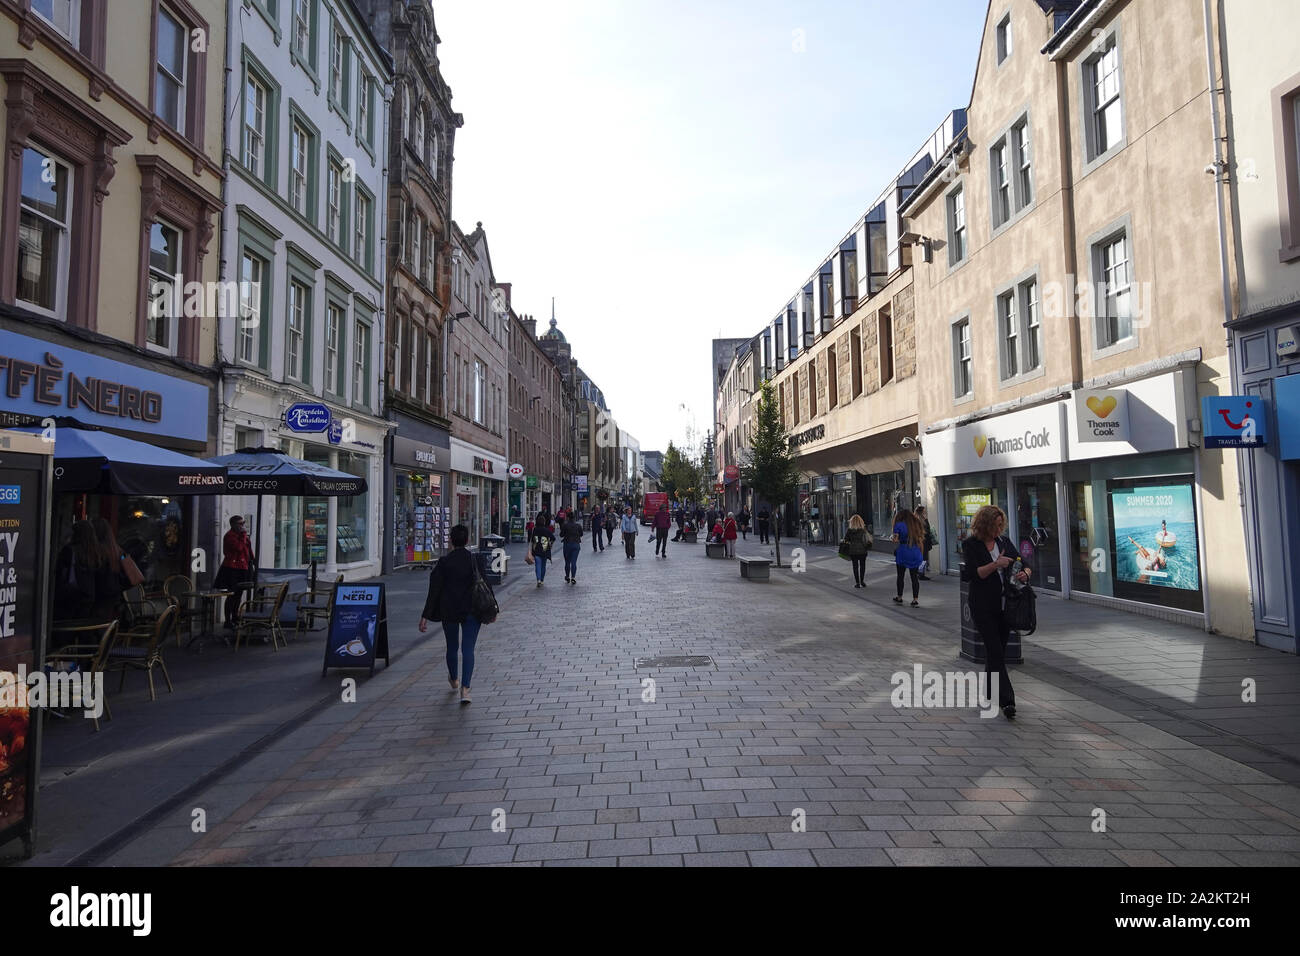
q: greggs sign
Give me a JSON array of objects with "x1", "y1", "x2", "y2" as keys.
[{"x1": 926, "y1": 402, "x2": 1067, "y2": 477}]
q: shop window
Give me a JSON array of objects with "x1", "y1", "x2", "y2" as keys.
[{"x1": 335, "y1": 450, "x2": 370, "y2": 563}]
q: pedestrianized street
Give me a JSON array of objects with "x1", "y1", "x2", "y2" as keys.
[{"x1": 61, "y1": 539, "x2": 1300, "y2": 868}]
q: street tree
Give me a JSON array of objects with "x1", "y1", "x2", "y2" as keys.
[
  {"x1": 660, "y1": 442, "x2": 698, "y2": 504},
  {"x1": 740, "y1": 379, "x2": 801, "y2": 567}
]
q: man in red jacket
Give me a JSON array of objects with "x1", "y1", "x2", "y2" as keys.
[
  {"x1": 216, "y1": 515, "x2": 255, "y2": 628},
  {"x1": 653, "y1": 502, "x2": 672, "y2": 558}
]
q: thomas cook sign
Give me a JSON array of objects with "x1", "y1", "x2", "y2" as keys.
[
  {"x1": 1073, "y1": 389, "x2": 1130, "y2": 442},
  {"x1": 926, "y1": 402, "x2": 1068, "y2": 477}
]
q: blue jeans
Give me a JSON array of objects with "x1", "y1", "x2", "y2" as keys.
[
  {"x1": 443, "y1": 614, "x2": 481, "y2": 688},
  {"x1": 534, "y1": 553, "x2": 548, "y2": 581},
  {"x1": 563, "y1": 541, "x2": 581, "y2": 578}
]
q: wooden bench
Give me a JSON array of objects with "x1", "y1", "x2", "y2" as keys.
[
  {"x1": 738, "y1": 556, "x2": 771, "y2": 580},
  {"x1": 705, "y1": 541, "x2": 727, "y2": 558}
]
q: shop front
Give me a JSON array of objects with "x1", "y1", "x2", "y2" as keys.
[
  {"x1": 390, "y1": 427, "x2": 450, "y2": 569},
  {"x1": 449, "y1": 438, "x2": 506, "y2": 543},
  {"x1": 1232, "y1": 309, "x2": 1300, "y2": 652},
  {"x1": 0, "y1": 325, "x2": 216, "y2": 589},
  {"x1": 927, "y1": 367, "x2": 1208, "y2": 622},
  {"x1": 221, "y1": 377, "x2": 387, "y2": 579}
]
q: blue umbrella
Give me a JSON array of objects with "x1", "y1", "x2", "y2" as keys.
[{"x1": 13, "y1": 419, "x2": 225, "y2": 495}]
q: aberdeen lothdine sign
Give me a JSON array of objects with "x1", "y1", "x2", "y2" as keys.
[{"x1": 284, "y1": 403, "x2": 331, "y2": 433}]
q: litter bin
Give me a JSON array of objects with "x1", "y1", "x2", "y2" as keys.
[
  {"x1": 958, "y1": 561, "x2": 1023, "y2": 664},
  {"x1": 477, "y1": 534, "x2": 508, "y2": 584}
]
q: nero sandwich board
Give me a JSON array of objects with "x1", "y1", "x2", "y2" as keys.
[{"x1": 323, "y1": 583, "x2": 390, "y2": 677}]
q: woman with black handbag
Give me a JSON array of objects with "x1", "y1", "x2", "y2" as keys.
[
  {"x1": 419, "y1": 524, "x2": 481, "y2": 705},
  {"x1": 961, "y1": 505, "x2": 1032, "y2": 720}
]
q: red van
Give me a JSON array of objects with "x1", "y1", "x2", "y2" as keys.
[{"x1": 641, "y1": 492, "x2": 669, "y2": 525}]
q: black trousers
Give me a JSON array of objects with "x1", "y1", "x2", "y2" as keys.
[
  {"x1": 592, "y1": 526, "x2": 603, "y2": 550},
  {"x1": 655, "y1": 528, "x2": 668, "y2": 554},
  {"x1": 758, "y1": 522, "x2": 770, "y2": 543},
  {"x1": 623, "y1": 531, "x2": 636, "y2": 557},
  {"x1": 851, "y1": 555, "x2": 867, "y2": 585},
  {"x1": 896, "y1": 564, "x2": 919, "y2": 599},
  {"x1": 974, "y1": 607, "x2": 1014, "y2": 708},
  {"x1": 605, "y1": 526, "x2": 614, "y2": 544}
]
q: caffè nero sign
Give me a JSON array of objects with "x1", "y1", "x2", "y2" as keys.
[{"x1": 926, "y1": 402, "x2": 1068, "y2": 477}]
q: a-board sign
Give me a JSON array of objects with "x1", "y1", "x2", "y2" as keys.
[
  {"x1": 323, "y1": 583, "x2": 390, "y2": 677},
  {"x1": 509, "y1": 515, "x2": 525, "y2": 542}
]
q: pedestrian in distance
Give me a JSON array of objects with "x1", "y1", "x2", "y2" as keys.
[
  {"x1": 420, "y1": 524, "x2": 480, "y2": 705},
  {"x1": 843, "y1": 514, "x2": 872, "y2": 587},
  {"x1": 530, "y1": 512, "x2": 556, "y2": 587},
  {"x1": 757, "y1": 506, "x2": 771, "y2": 544},
  {"x1": 605, "y1": 506, "x2": 616, "y2": 546},
  {"x1": 673, "y1": 507, "x2": 686, "y2": 541},
  {"x1": 561, "y1": 511, "x2": 585, "y2": 583},
  {"x1": 738, "y1": 507, "x2": 750, "y2": 541},
  {"x1": 590, "y1": 505, "x2": 604, "y2": 553},
  {"x1": 723, "y1": 512, "x2": 739, "y2": 558},
  {"x1": 706, "y1": 507, "x2": 717, "y2": 535},
  {"x1": 621, "y1": 506, "x2": 639, "y2": 558},
  {"x1": 695, "y1": 505, "x2": 705, "y2": 530},
  {"x1": 961, "y1": 505, "x2": 1031, "y2": 720},
  {"x1": 653, "y1": 502, "x2": 672, "y2": 557},
  {"x1": 917, "y1": 505, "x2": 935, "y2": 580},
  {"x1": 891, "y1": 509, "x2": 925, "y2": 607}
]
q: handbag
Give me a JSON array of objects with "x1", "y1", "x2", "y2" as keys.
[
  {"x1": 120, "y1": 552, "x2": 145, "y2": 587},
  {"x1": 837, "y1": 538, "x2": 851, "y2": 560},
  {"x1": 1003, "y1": 584, "x2": 1037, "y2": 635},
  {"x1": 470, "y1": 557, "x2": 499, "y2": 625}
]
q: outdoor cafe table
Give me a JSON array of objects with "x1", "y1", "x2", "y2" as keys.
[{"x1": 183, "y1": 590, "x2": 232, "y2": 652}]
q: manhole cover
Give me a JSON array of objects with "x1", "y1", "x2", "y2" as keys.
[{"x1": 634, "y1": 655, "x2": 713, "y2": 668}]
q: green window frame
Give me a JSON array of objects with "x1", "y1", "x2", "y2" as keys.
[
  {"x1": 285, "y1": 241, "x2": 321, "y2": 387},
  {"x1": 355, "y1": 71, "x2": 374, "y2": 158},
  {"x1": 240, "y1": 47, "x2": 280, "y2": 190},
  {"x1": 327, "y1": 15, "x2": 351, "y2": 130},
  {"x1": 353, "y1": 301, "x2": 374, "y2": 411},
  {"x1": 325, "y1": 145, "x2": 351, "y2": 252},
  {"x1": 289, "y1": 0, "x2": 320, "y2": 92},
  {"x1": 353, "y1": 182, "x2": 375, "y2": 275},
  {"x1": 323, "y1": 292, "x2": 348, "y2": 400},
  {"x1": 235, "y1": 207, "x2": 280, "y2": 372},
  {"x1": 286, "y1": 101, "x2": 320, "y2": 227},
  {"x1": 244, "y1": 0, "x2": 280, "y2": 43}
]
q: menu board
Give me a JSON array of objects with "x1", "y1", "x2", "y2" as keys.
[{"x1": 304, "y1": 501, "x2": 328, "y2": 563}]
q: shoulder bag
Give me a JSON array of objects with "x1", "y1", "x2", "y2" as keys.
[
  {"x1": 470, "y1": 555, "x2": 499, "y2": 625},
  {"x1": 120, "y1": 552, "x2": 145, "y2": 587}
]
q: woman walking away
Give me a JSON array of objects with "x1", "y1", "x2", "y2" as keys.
[
  {"x1": 738, "y1": 507, "x2": 750, "y2": 541},
  {"x1": 891, "y1": 509, "x2": 925, "y2": 606},
  {"x1": 605, "y1": 506, "x2": 617, "y2": 546},
  {"x1": 916, "y1": 505, "x2": 935, "y2": 580},
  {"x1": 531, "y1": 512, "x2": 556, "y2": 586},
  {"x1": 722, "y1": 513, "x2": 739, "y2": 558},
  {"x1": 844, "y1": 514, "x2": 872, "y2": 588},
  {"x1": 621, "y1": 506, "x2": 639, "y2": 558},
  {"x1": 590, "y1": 504, "x2": 604, "y2": 552},
  {"x1": 961, "y1": 505, "x2": 1031, "y2": 720},
  {"x1": 53, "y1": 520, "x2": 102, "y2": 622},
  {"x1": 561, "y1": 510, "x2": 585, "y2": 583},
  {"x1": 420, "y1": 524, "x2": 480, "y2": 705}
]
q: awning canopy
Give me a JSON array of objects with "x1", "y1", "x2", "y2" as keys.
[
  {"x1": 14, "y1": 419, "x2": 226, "y2": 495},
  {"x1": 210, "y1": 447, "x2": 367, "y2": 496}
]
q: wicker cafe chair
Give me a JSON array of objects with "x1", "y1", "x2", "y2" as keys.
[
  {"x1": 295, "y1": 573, "x2": 343, "y2": 637},
  {"x1": 162, "y1": 574, "x2": 201, "y2": 647},
  {"x1": 106, "y1": 605, "x2": 176, "y2": 702},
  {"x1": 45, "y1": 621, "x2": 119, "y2": 732},
  {"x1": 120, "y1": 584, "x2": 167, "y2": 632},
  {"x1": 234, "y1": 581, "x2": 289, "y2": 651}
]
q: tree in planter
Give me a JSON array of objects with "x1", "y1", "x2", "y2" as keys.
[
  {"x1": 660, "y1": 441, "x2": 698, "y2": 504},
  {"x1": 740, "y1": 379, "x2": 801, "y2": 567}
]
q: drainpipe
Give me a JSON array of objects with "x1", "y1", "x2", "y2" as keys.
[
  {"x1": 379, "y1": 75, "x2": 394, "y2": 575},
  {"x1": 1201, "y1": 0, "x2": 1237, "y2": 635}
]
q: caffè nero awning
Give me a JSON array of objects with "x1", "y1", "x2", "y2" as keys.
[{"x1": 15, "y1": 419, "x2": 226, "y2": 495}]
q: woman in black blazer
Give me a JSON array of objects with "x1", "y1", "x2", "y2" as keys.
[
  {"x1": 420, "y1": 524, "x2": 480, "y2": 705},
  {"x1": 961, "y1": 505, "x2": 1031, "y2": 719}
]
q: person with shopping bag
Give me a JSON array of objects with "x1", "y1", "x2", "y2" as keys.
[
  {"x1": 529, "y1": 511, "x2": 556, "y2": 587},
  {"x1": 419, "y1": 524, "x2": 481, "y2": 705}
]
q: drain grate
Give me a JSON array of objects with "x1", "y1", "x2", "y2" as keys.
[{"x1": 634, "y1": 655, "x2": 713, "y2": 668}]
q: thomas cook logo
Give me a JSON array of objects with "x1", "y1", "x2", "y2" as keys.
[
  {"x1": 1085, "y1": 395, "x2": 1118, "y2": 419},
  {"x1": 973, "y1": 435, "x2": 988, "y2": 457}
]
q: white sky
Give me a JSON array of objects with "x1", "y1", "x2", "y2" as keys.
[{"x1": 434, "y1": 0, "x2": 989, "y2": 454}]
